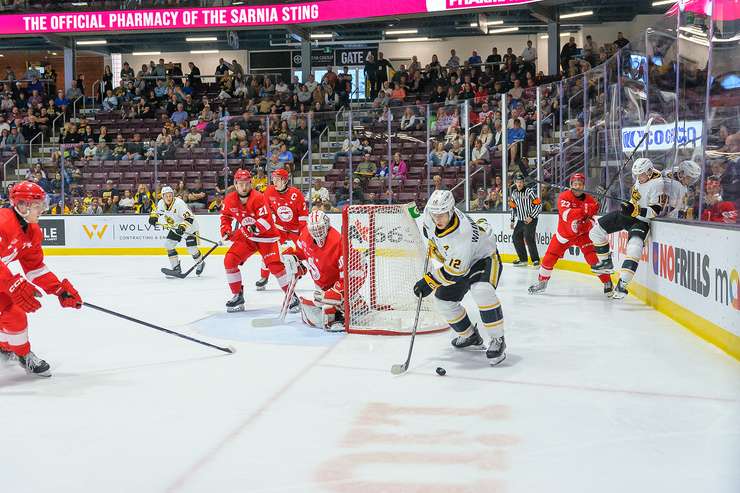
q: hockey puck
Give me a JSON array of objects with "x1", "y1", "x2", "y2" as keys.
[{"x1": 436, "y1": 367, "x2": 446, "y2": 376}]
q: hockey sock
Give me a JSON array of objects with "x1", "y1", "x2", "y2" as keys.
[
  {"x1": 589, "y1": 223, "x2": 610, "y2": 259},
  {"x1": 167, "y1": 249, "x2": 179, "y2": 269},
  {"x1": 225, "y1": 268, "x2": 243, "y2": 294},
  {"x1": 192, "y1": 251, "x2": 202, "y2": 261},
  {"x1": 620, "y1": 236, "x2": 643, "y2": 285},
  {"x1": 538, "y1": 265, "x2": 553, "y2": 282},
  {"x1": 447, "y1": 306, "x2": 473, "y2": 334},
  {"x1": 479, "y1": 301, "x2": 504, "y2": 338},
  {"x1": 259, "y1": 258, "x2": 269, "y2": 279}
]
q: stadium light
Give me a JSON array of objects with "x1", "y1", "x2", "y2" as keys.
[
  {"x1": 488, "y1": 27, "x2": 519, "y2": 34},
  {"x1": 385, "y1": 29, "x2": 418, "y2": 35},
  {"x1": 190, "y1": 50, "x2": 220, "y2": 54},
  {"x1": 132, "y1": 51, "x2": 162, "y2": 56},
  {"x1": 560, "y1": 10, "x2": 593, "y2": 19},
  {"x1": 469, "y1": 20, "x2": 503, "y2": 27},
  {"x1": 186, "y1": 37, "x2": 218, "y2": 42},
  {"x1": 76, "y1": 40, "x2": 107, "y2": 45},
  {"x1": 310, "y1": 33, "x2": 333, "y2": 39},
  {"x1": 652, "y1": 0, "x2": 675, "y2": 6}
]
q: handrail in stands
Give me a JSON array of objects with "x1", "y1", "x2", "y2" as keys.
[
  {"x1": 28, "y1": 131, "x2": 43, "y2": 163},
  {"x1": 2, "y1": 153, "x2": 19, "y2": 182},
  {"x1": 52, "y1": 113, "x2": 66, "y2": 137}
]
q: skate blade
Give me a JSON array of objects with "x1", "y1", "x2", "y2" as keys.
[
  {"x1": 591, "y1": 268, "x2": 614, "y2": 275},
  {"x1": 488, "y1": 353, "x2": 507, "y2": 366},
  {"x1": 453, "y1": 344, "x2": 486, "y2": 352},
  {"x1": 24, "y1": 368, "x2": 51, "y2": 377},
  {"x1": 161, "y1": 267, "x2": 185, "y2": 278},
  {"x1": 226, "y1": 305, "x2": 245, "y2": 313},
  {"x1": 255, "y1": 286, "x2": 266, "y2": 291},
  {"x1": 611, "y1": 292, "x2": 627, "y2": 300}
]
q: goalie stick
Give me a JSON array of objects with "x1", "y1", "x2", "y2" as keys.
[{"x1": 251, "y1": 274, "x2": 299, "y2": 327}]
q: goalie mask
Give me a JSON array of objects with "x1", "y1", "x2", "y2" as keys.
[{"x1": 308, "y1": 210, "x2": 330, "y2": 247}]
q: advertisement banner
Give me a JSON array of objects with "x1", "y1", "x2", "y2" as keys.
[
  {"x1": 0, "y1": 0, "x2": 541, "y2": 35},
  {"x1": 621, "y1": 120, "x2": 703, "y2": 153},
  {"x1": 39, "y1": 219, "x2": 66, "y2": 246}
]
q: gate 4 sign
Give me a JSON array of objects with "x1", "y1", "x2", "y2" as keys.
[{"x1": 335, "y1": 48, "x2": 378, "y2": 66}]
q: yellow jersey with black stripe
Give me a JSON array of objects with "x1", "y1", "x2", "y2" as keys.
[
  {"x1": 152, "y1": 197, "x2": 199, "y2": 233},
  {"x1": 422, "y1": 208, "x2": 498, "y2": 286}
]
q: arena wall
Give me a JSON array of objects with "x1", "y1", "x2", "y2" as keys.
[{"x1": 39, "y1": 213, "x2": 739, "y2": 359}]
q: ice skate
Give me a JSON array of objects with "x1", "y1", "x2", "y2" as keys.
[
  {"x1": 18, "y1": 351, "x2": 51, "y2": 377},
  {"x1": 532, "y1": 260, "x2": 540, "y2": 267},
  {"x1": 195, "y1": 259, "x2": 205, "y2": 276},
  {"x1": 451, "y1": 325, "x2": 484, "y2": 349},
  {"x1": 603, "y1": 280, "x2": 614, "y2": 298},
  {"x1": 161, "y1": 263, "x2": 182, "y2": 278},
  {"x1": 591, "y1": 257, "x2": 614, "y2": 274},
  {"x1": 512, "y1": 259, "x2": 527, "y2": 267},
  {"x1": 226, "y1": 289, "x2": 245, "y2": 312},
  {"x1": 612, "y1": 279, "x2": 629, "y2": 300},
  {"x1": 528, "y1": 279, "x2": 548, "y2": 295},
  {"x1": 486, "y1": 335, "x2": 507, "y2": 366},
  {"x1": 255, "y1": 276, "x2": 269, "y2": 291},
  {"x1": 288, "y1": 293, "x2": 300, "y2": 314}
]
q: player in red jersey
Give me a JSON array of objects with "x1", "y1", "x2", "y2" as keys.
[
  {"x1": 701, "y1": 177, "x2": 737, "y2": 224},
  {"x1": 282, "y1": 210, "x2": 367, "y2": 332},
  {"x1": 220, "y1": 169, "x2": 299, "y2": 313},
  {"x1": 528, "y1": 173, "x2": 614, "y2": 297},
  {"x1": 0, "y1": 182, "x2": 82, "y2": 377},
  {"x1": 255, "y1": 168, "x2": 309, "y2": 290}
]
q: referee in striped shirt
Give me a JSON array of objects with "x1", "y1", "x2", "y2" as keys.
[{"x1": 509, "y1": 172, "x2": 542, "y2": 266}]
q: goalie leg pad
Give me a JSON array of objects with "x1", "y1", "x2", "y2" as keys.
[{"x1": 299, "y1": 298, "x2": 337, "y2": 330}]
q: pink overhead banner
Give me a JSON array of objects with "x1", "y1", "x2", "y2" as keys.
[{"x1": 0, "y1": 0, "x2": 541, "y2": 35}]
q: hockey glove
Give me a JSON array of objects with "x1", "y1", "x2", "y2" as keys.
[
  {"x1": 175, "y1": 223, "x2": 187, "y2": 236},
  {"x1": 56, "y1": 279, "x2": 82, "y2": 309},
  {"x1": 620, "y1": 201, "x2": 638, "y2": 217},
  {"x1": 583, "y1": 202, "x2": 599, "y2": 217},
  {"x1": 282, "y1": 254, "x2": 307, "y2": 280},
  {"x1": 413, "y1": 274, "x2": 440, "y2": 299},
  {"x1": 7, "y1": 274, "x2": 42, "y2": 313},
  {"x1": 148, "y1": 215, "x2": 158, "y2": 226}
]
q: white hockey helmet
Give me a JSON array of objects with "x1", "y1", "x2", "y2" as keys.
[
  {"x1": 632, "y1": 157, "x2": 654, "y2": 177},
  {"x1": 308, "y1": 210, "x2": 330, "y2": 247},
  {"x1": 426, "y1": 190, "x2": 455, "y2": 216},
  {"x1": 678, "y1": 160, "x2": 701, "y2": 185},
  {"x1": 161, "y1": 186, "x2": 174, "y2": 195}
]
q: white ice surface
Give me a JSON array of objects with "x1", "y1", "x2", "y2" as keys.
[{"x1": 1, "y1": 255, "x2": 738, "y2": 493}]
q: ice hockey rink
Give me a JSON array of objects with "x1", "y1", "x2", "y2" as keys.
[{"x1": 1, "y1": 255, "x2": 738, "y2": 493}]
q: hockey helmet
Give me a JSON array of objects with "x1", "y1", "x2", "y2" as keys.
[
  {"x1": 161, "y1": 186, "x2": 174, "y2": 195},
  {"x1": 678, "y1": 160, "x2": 701, "y2": 185},
  {"x1": 569, "y1": 172, "x2": 586, "y2": 186},
  {"x1": 10, "y1": 181, "x2": 49, "y2": 218},
  {"x1": 631, "y1": 157, "x2": 653, "y2": 177},
  {"x1": 272, "y1": 168, "x2": 289, "y2": 181},
  {"x1": 426, "y1": 190, "x2": 455, "y2": 216},
  {"x1": 234, "y1": 168, "x2": 252, "y2": 182},
  {"x1": 307, "y1": 210, "x2": 330, "y2": 247}
]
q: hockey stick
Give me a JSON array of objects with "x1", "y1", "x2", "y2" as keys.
[
  {"x1": 160, "y1": 241, "x2": 220, "y2": 279},
  {"x1": 391, "y1": 204, "x2": 430, "y2": 376},
  {"x1": 528, "y1": 177, "x2": 627, "y2": 203},
  {"x1": 82, "y1": 302, "x2": 236, "y2": 354},
  {"x1": 600, "y1": 117, "x2": 654, "y2": 197},
  {"x1": 251, "y1": 274, "x2": 299, "y2": 327}
]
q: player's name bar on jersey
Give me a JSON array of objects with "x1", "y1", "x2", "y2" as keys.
[{"x1": 2, "y1": 0, "x2": 542, "y2": 35}]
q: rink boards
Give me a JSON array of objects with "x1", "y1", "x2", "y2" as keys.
[{"x1": 39, "y1": 213, "x2": 739, "y2": 359}]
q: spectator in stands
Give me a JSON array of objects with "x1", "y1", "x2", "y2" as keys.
[
  {"x1": 375, "y1": 52, "x2": 394, "y2": 93},
  {"x1": 101, "y1": 179, "x2": 119, "y2": 205},
  {"x1": 379, "y1": 105, "x2": 394, "y2": 123},
  {"x1": 560, "y1": 37, "x2": 578, "y2": 73},
  {"x1": 6, "y1": 127, "x2": 26, "y2": 162},
  {"x1": 101, "y1": 89, "x2": 118, "y2": 111},
  {"x1": 208, "y1": 193, "x2": 224, "y2": 213},
  {"x1": 400, "y1": 107, "x2": 422, "y2": 131},
  {"x1": 614, "y1": 31, "x2": 630, "y2": 49},
  {"x1": 138, "y1": 193, "x2": 153, "y2": 214},
  {"x1": 309, "y1": 177, "x2": 330, "y2": 208},
  {"x1": 390, "y1": 152, "x2": 408, "y2": 180},
  {"x1": 171, "y1": 103, "x2": 188, "y2": 125},
  {"x1": 66, "y1": 80, "x2": 82, "y2": 101},
  {"x1": 85, "y1": 197, "x2": 103, "y2": 215},
  {"x1": 449, "y1": 141, "x2": 465, "y2": 166},
  {"x1": 432, "y1": 174, "x2": 444, "y2": 191},
  {"x1": 469, "y1": 50, "x2": 482, "y2": 65},
  {"x1": 521, "y1": 40, "x2": 537, "y2": 75},
  {"x1": 447, "y1": 49, "x2": 461, "y2": 69},
  {"x1": 470, "y1": 188, "x2": 491, "y2": 211},
  {"x1": 389, "y1": 82, "x2": 406, "y2": 106},
  {"x1": 118, "y1": 190, "x2": 135, "y2": 212},
  {"x1": 355, "y1": 153, "x2": 377, "y2": 181},
  {"x1": 471, "y1": 139, "x2": 490, "y2": 167},
  {"x1": 184, "y1": 127, "x2": 201, "y2": 149},
  {"x1": 488, "y1": 175, "x2": 503, "y2": 209},
  {"x1": 212, "y1": 121, "x2": 227, "y2": 148},
  {"x1": 507, "y1": 118, "x2": 525, "y2": 164},
  {"x1": 429, "y1": 141, "x2": 452, "y2": 166},
  {"x1": 187, "y1": 180, "x2": 208, "y2": 209},
  {"x1": 251, "y1": 167, "x2": 268, "y2": 192},
  {"x1": 277, "y1": 143, "x2": 294, "y2": 172}
]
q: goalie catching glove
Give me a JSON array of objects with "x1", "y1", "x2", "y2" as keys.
[
  {"x1": 413, "y1": 273, "x2": 442, "y2": 298},
  {"x1": 282, "y1": 254, "x2": 307, "y2": 280}
]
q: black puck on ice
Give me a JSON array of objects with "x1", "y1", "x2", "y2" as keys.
[{"x1": 436, "y1": 367, "x2": 446, "y2": 376}]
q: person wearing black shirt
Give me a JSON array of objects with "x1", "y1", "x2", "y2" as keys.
[
  {"x1": 560, "y1": 37, "x2": 578, "y2": 73},
  {"x1": 215, "y1": 58, "x2": 230, "y2": 82},
  {"x1": 188, "y1": 62, "x2": 202, "y2": 90},
  {"x1": 429, "y1": 85, "x2": 447, "y2": 105},
  {"x1": 375, "y1": 52, "x2": 394, "y2": 90},
  {"x1": 364, "y1": 52, "x2": 379, "y2": 99},
  {"x1": 614, "y1": 32, "x2": 630, "y2": 49},
  {"x1": 486, "y1": 47, "x2": 502, "y2": 74}
]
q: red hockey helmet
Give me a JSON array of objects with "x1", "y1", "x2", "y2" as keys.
[
  {"x1": 233, "y1": 168, "x2": 252, "y2": 182},
  {"x1": 271, "y1": 168, "x2": 289, "y2": 181},
  {"x1": 10, "y1": 181, "x2": 49, "y2": 218},
  {"x1": 569, "y1": 173, "x2": 586, "y2": 186}
]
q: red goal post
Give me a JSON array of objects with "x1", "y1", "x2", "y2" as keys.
[{"x1": 341, "y1": 203, "x2": 448, "y2": 335}]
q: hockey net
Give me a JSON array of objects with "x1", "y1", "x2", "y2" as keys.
[{"x1": 342, "y1": 204, "x2": 448, "y2": 335}]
